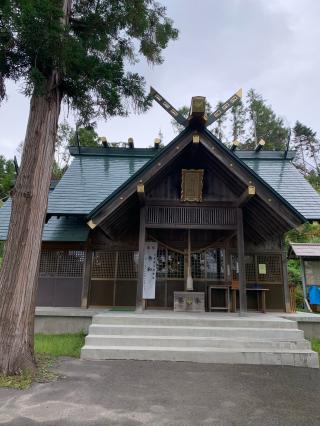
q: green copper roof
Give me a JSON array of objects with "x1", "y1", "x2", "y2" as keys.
[
  {"x1": 47, "y1": 154, "x2": 151, "y2": 215},
  {"x1": 2, "y1": 134, "x2": 320, "y2": 244},
  {"x1": 46, "y1": 142, "x2": 320, "y2": 221},
  {"x1": 242, "y1": 158, "x2": 320, "y2": 220},
  {"x1": 0, "y1": 199, "x2": 89, "y2": 242}
]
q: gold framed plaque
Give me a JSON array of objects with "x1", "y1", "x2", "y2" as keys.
[{"x1": 181, "y1": 169, "x2": 204, "y2": 202}]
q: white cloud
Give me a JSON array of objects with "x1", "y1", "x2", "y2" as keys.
[{"x1": 1, "y1": 0, "x2": 320, "y2": 156}]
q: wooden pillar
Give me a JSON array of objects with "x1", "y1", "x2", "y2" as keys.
[
  {"x1": 237, "y1": 208, "x2": 247, "y2": 315},
  {"x1": 136, "y1": 206, "x2": 146, "y2": 312},
  {"x1": 280, "y1": 238, "x2": 291, "y2": 313},
  {"x1": 81, "y1": 248, "x2": 93, "y2": 308},
  {"x1": 300, "y1": 257, "x2": 312, "y2": 312}
]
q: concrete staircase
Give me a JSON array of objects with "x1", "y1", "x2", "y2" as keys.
[{"x1": 81, "y1": 312, "x2": 319, "y2": 368}]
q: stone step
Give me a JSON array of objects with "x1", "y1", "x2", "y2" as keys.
[
  {"x1": 92, "y1": 313, "x2": 297, "y2": 329},
  {"x1": 81, "y1": 345, "x2": 319, "y2": 368},
  {"x1": 85, "y1": 334, "x2": 311, "y2": 350},
  {"x1": 88, "y1": 324, "x2": 305, "y2": 340}
]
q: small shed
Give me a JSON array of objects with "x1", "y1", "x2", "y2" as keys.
[{"x1": 289, "y1": 243, "x2": 320, "y2": 312}]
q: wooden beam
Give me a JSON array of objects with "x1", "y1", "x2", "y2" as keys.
[
  {"x1": 192, "y1": 133, "x2": 200, "y2": 143},
  {"x1": 300, "y1": 257, "x2": 312, "y2": 312},
  {"x1": 137, "y1": 183, "x2": 145, "y2": 206},
  {"x1": 206, "y1": 89, "x2": 242, "y2": 126},
  {"x1": 255, "y1": 139, "x2": 266, "y2": 152},
  {"x1": 280, "y1": 238, "x2": 291, "y2": 313},
  {"x1": 231, "y1": 140, "x2": 240, "y2": 151},
  {"x1": 146, "y1": 224, "x2": 237, "y2": 230},
  {"x1": 136, "y1": 207, "x2": 146, "y2": 312},
  {"x1": 81, "y1": 249, "x2": 93, "y2": 308},
  {"x1": 237, "y1": 186, "x2": 255, "y2": 207},
  {"x1": 87, "y1": 219, "x2": 97, "y2": 229},
  {"x1": 150, "y1": 87, "x2": 188, "y2": 127},
  {"x1": 237, "y1": 208, "x2": 247, "y2": 315},
  {"x1": 145, "y1": 199, "x2": 237, "y2": 207}
]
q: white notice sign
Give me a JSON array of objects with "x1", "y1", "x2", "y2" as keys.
[{"x1": 142, "y1": 242, "x2": 158, "y2": 299}]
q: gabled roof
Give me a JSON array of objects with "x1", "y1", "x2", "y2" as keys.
[
  {"x1": 44, "y1": 128, "x2": 320, "y2": 221},
  {"x1": 86, "y1": 127, "x2": 306, "y2": 230}
]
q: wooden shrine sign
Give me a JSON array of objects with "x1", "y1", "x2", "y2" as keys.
[{"x1": 142, "y1": 241, "x2": 158, "y2": 299}]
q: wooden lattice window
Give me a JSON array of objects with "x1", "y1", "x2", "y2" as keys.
[
  {"x1": 231, "y1": 254, "x2": 256, "y2": 282},
  {"x1": 181, "y1": 169, "x2": 204, "y2": 202},
  {"x1": 257, "y1": 255, "x2": 281, "y2": 283},
  {"x1": 231, "y1": 254, "x2": 282, "y2": 283},
  {"x1": 39, "y1": 250, "x2": 85, "y2": 278},
  {"x1": 117, "y1": 251, "x2": 138, "y2": 279},
  {"x1": 91, "y1": 251, "x2": 138, "y2": 280},
  {"x1": 92, "y1": 252, "x2": 116, "y2": 279}
]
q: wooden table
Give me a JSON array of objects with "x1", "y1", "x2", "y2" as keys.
[
  {"x1": 231, "y1": 288, "x2": 269, "y2": 313},
  {"x1": 208, "y1": 285, "x2": 230, "y2": 312}
]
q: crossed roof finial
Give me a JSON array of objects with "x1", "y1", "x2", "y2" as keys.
[{"x1": 150, "y1": 87, "x2": 242, "y2": 128}]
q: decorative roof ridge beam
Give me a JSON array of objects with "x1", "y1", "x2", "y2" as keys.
[
  {"x1": 231, "y1": 140, "x2": 240, "y2": 152},
  {"x1": 188, "y1": 97, "x2": 207, "y2": 126},
  {"x1": 255, "y1": 139, "x2": 266, "y2": 152},
  {"x1": 137, "y1": 182, "x2": 145, "y2": 206},
  {"x1": 128, "y1": 137, "x2": 134, "y2": 148}
]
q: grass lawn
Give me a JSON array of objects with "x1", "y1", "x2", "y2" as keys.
[
  {"x1": 311, "y1": 339, "x2": 320, "y2": 356},
  {"x1": 35, "y1": 332, "x2": 86, "y2": 358},
  {"x1": 0, "y1": 332, "x2": 86, "y2": 390}
]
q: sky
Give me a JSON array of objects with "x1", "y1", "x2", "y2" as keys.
[{"x1": 1, "y1": 0, "x2": 320, "y2": 159}]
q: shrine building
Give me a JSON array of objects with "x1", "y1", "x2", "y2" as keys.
[{"x1": 2, "y1": 89, "x2": 320, "y2": 315}]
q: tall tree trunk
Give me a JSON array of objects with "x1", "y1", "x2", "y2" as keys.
[{"x1": 0, "y1": 77, "x2": 62, "y2": 375}]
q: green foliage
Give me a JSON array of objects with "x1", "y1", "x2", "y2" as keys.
[
  {"x1": 245, "y1": 89, "x2": 289, "y2": 150},
  {"x1": 295, "y1": 285, "x2": 305, "y2": 310},
  {"x1": 230, "y1": 100, "x2": 246, "y2": 142},
  {"x1": 52, "y1": 121, "x2": 101, "y2": 178},
  {"x1": 0, "y1": 155, "x2": 15, "y2": 201},
  {"x1": 288, "y1": 259, "x2": 301, "y2": 287},
  {"x1": 307, "y1": 171, "x2": 320, "y2": 193},
  {"x1": 286, "y1": 222, "x2": 320, "y2": 245},
  {"x1": 293, "y1": 120, "x2": 320, "y2": 182},
  {"x1": 287, "y1": 260, "x2": 305, "y2": 309},
  {"x1": 0, "y1": 0, "x2": 178, "y2": 122},
  {"x1": 69, "y1": 127, "x2": 99, "y2": 147},
  {"x1": 212, "y1": 101, "x2": 227, "y2": 141},
  {"x1": 311, "y1": 339, "x2": 320, "y2": 355},
  {"x1": 34, "y1": 332, "x2": 86, "y2": 358}
]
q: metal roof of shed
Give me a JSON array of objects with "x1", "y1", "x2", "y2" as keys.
[{"x1": 290, "y1": 243, "x2": 320, "y2": 258}]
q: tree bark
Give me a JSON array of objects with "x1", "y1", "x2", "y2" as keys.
[
  {"x1": 0, "y1": 0, "x2": 72, "y2": 377},
  {"x1": 0, "y1": 77, "x2": 62, "y2": 375}
]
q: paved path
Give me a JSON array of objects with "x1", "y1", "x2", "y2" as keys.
[{"x1": 0, "y1": 358, "x2": 319, "y2": 425}]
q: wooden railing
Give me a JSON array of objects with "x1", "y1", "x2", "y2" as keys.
[{"x1": 146, "y1": 206, "x2": 237, "y2": 227}]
